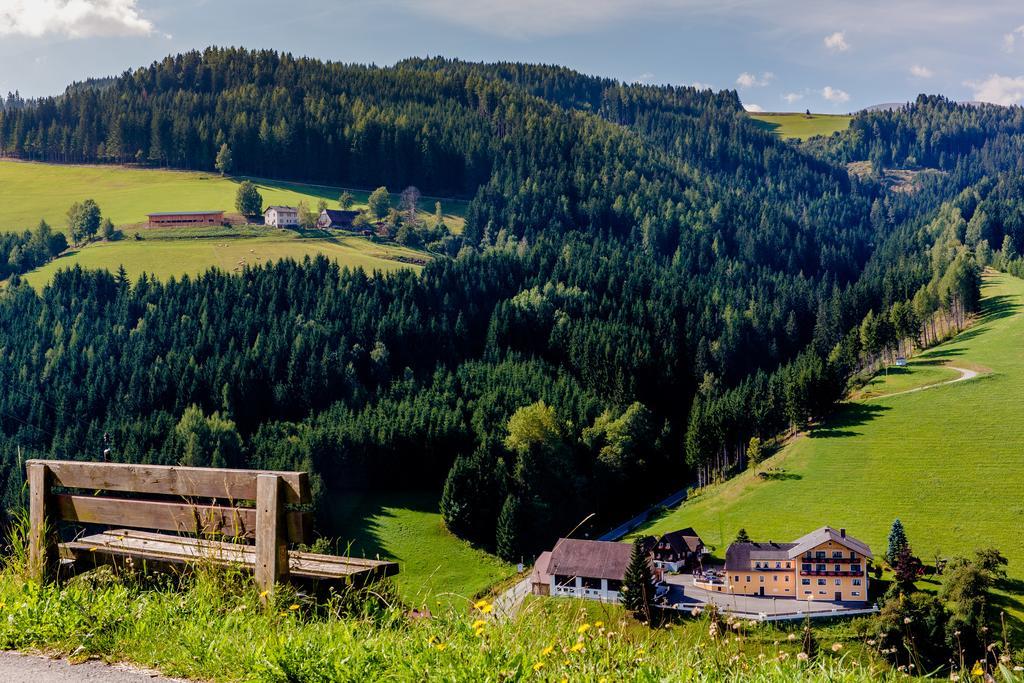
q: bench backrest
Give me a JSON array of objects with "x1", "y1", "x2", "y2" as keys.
[{"x1": 27, "y1": 459, "x2": 312, "y2": 592}]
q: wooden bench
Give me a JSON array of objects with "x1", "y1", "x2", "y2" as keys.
[{"x1": 27, "y1": 459, "x2": 397, "y2": 596}]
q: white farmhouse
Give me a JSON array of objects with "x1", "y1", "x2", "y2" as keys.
[{"x1": 264, "y1": 205, "x2": 299, "y2": 228}]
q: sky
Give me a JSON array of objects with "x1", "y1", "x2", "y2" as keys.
[{"x1": 2, "y1": 0, "x2": 1024, "y2": 112}]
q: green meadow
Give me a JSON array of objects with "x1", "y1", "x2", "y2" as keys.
[
  {"x1": 323, "y1": 491, "x2": 514, "y2": 611},
  {"x1": 21, "y1": 230, "x2": 426, "y2": 288},
  {"x1": 639, "y1": 270, "x2": 1024, "y2": 620},
  {"x1": 0, "y1": 160, "x2": 467, "y2": 234},
  {"x1": 748, "y1": 112, "x2": 852, "y2": 140}
]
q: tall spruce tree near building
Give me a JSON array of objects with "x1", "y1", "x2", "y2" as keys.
[
  {"x1": 215, "y1": 143, "x2": 233, "y2": 176},
  {"x1": 735, "y1": 528, "x2": 751, "y2": 543},
  {"x1": 495, "y1": 495, "x2": 522, "y2": 563},
  {"x1": 622, "y1": 538, "x2": 655, "y2": 622},
  {"x1": 886, "y1": 518, "x2": 909, "y2": 564}
]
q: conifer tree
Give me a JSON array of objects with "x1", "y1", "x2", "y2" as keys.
[
  {"x1": 886, "y1": 518, "x2": 909, "y2": 564},
  {"x1": 622, "y1": 537, "x2": 654, "y2": 622},
  {"x1": 735, "y1": 528, "x2": 751, "y2": 543},
  {"x1": 495, "y1": 494, "x2": 521, "y2": 562},
  {"x1": 215, "y1": 143, "x2": 233, "y2": 176}
]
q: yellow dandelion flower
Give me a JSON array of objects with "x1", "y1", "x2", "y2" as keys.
[
  {"x1": 533, "y1": 662, "x2": 545, "y2": 671},
  {"x1": 474, "y1": 599, "x2": 490, "y2": 610},
  {"x1": 479, "y1": 603, "x2": 493, "y2": 614},
  {"x1": 571, "y1": 642, "x2": 585, "y2": 653},
  {"x1": 540, "y1": 645, "x2": 554, "y2": 657},
  {"x1": 259, "y1": 590, "x2": 269, "y2": 599},
  {"x1": 289, "y1": 604, "x2": 300, "y2": 610},
  {"x1": 472, "y1": 619, "x2": 486, "y2": 629},
  {"x1": 594, "y1": 621, "x2": 604, "y2": 628},
  {"x1": 436, "y1": 643, "x2": 448, "y2": 652},
  {"x1": 577, "y1": 623, "x2": 591, "y2": 634},
  {"x1": 475, "y1": 628, "x2": 485, "y2": 637},
  {"x1": 971, "y1": 662, "x2": 984, "y2": 676}
]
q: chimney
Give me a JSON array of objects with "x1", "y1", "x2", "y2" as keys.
[{"x1": 840, "y1": 528, "x2": 846, "y2": 538}]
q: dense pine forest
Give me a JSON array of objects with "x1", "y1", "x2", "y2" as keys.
[{"x1": 0, "y1": 50, "x2": 1018, "y2": 559}]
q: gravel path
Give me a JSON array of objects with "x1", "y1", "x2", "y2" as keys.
[
  {"x1": 0, "y1": 652, "x2": 180, "y2": 682},
  {"x1": 876, "y1": 365, "x2": 979, "y2": 399}
]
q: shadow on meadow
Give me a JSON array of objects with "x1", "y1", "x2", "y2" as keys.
[
  {"x1": 808, "y1": 402, "x2": 891, "y2": 439},
  {"x1": 319, "y1": 490, "x2": 440, "y2": 563}
]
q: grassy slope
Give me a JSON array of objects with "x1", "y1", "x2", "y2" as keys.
[
  {"x1": 639, "y1": 271, "x2": 1024, "y2": 619},
  {"x1": 748, "y1": 113, "x2": 852, "y2": 140},
  {"x1": 324, "y1": 492, "x2": 514, "y2": 611},
  {"x1": 22, "y1": 230, "x2": 425, "y2": 287},
  {"x1": 0, "y1": 160, "x2": 467, "y2": 234},
  {"x1": 852, "y1": 359, "x2": 961, "y2": 399}
]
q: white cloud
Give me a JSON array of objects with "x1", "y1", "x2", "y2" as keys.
[
  {"x1": 690, "y1": 81, "x2": 714, "y2": 90},
  {"x1": 1003, "y1": 25, "x2": 1024, "y2": 52},
  {"x1": 736, "y1": 71, "x2": 774, "y2": 88},
  {"x1": 966, "y1": 74, "x2": 1024, "y2": 106},
  {"x1": 823, "y1": 31, "x2": 849, "y2": 52},
  {"x1": 822, "y1": 86, "x2": 850, "y2": 103},
  {"x1": 909, "y1": 64, "x2": 933, "y2": 79},
  {"x1": 0, "y1": 0, "x2": 153, "y2": 38},
  {"x1": 743, "y1": 103, "x2": 765, "y2": 112},
  {"x1": 782, "y1": 92, "x2": 803, "y2": 104},
  {"x1": 635, "y1": 72, "x2": 656, "y2": 83}
]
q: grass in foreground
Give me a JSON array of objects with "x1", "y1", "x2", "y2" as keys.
[
  {"x1": 0, "y1": 565, "x2": 907, "y2": 682},
  {"x1": 0, "y1": 160, "x2": 468, "y2": 234},
  {"x1": 638, "y1": 271, "x2": 1024, "y2": 625},
  {"x1": 21, "y1": 231, "x2": 426, "y2": 288},
  {"x1": 323, "y1": 492, "x2": 514, "y2": 611},
  {"x1": 748, "y1": 113, "x2": 852, "y2": 140}
]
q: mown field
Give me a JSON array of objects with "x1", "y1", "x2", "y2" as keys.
[
  {"x1": 748, "y1": 113, "x2": 852, "y2": 140},
  {"x1": 639, "y1": 271, "x2": 1024, "y2": 621},
  {"x1": 21, "y1": 229, "x2": 427, "y2": 288},
  {"x1": 0, "y1": 160, "x2": 468, "y2": 234},
  {"x1": 323, "y1": 492, "x2": 514, "y2": 611}
]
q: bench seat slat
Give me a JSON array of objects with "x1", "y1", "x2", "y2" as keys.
[
  {"x1": 61, "y1": 529, "x2": 397, "y2": 581},
  {"x1": 29, "y1": 460, "x2": 310, "y2": 504},
  {"x1": 54, "y1": 494, "x2": 310, "y2": 544}
]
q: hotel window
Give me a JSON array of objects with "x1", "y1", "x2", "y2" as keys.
[
  {"x1": 733, "y1": 576, "x2": 739, "y2": 582},
  {"x1": 746, "y1": 576, "x2": 751, "y2": 582},
  {"x1": 816, "y1": 564, "x2": 826, "y2": 572},
  {"x1": 852, "y1": 591, "x2": 860, "y2": 597},
  {"x1": 816, "y1": 551, "x2": 826, "y2": 559},
  {"x1": 786, "y1": 562, "x2": 791, "y2": 569},
  {"x1": 775, "y1": 562, "x2": 781, "y2": 569},
  {"x1": 834, "y1": 564, "x2": 841, "y2": 572},
  {"x1": 852, "y1": 579, "x2": 862, "y2": 586},
  {"x1": 773, "y1": 575, "x2": 778, "y2": 582},
  {"x1": 817, "y1": 579, "x2": 826, "y2": 586},
  {"x1": 804, "y1": 590, "x2": 812, "y2": 595},
  {"x1": 802, "y1": 563, "x2": 811, "y2": 572},
  {"x1": 835, "y1": 579, "x2": 841, "y2": 586},
  {"x1": 850, "y1": 552, "x2": 857, "y2": 559},
  {"x1": 785, "y1": 576, "x2": 790, "y2": 582},
  {"x1": 760, "y1": 576, "x2": 765, "y2": 583},
  {"x1": 832, "y1": 551, "x2": 843, "y2": 559},
  {"x1": 851, "y1": 565, "x2": 861, "y2": 573},
  {"x1": 801, "y1": 579, "x2": 810, "y2": 585}
]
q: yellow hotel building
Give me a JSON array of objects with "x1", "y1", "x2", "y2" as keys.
[{"x1": 698, "y1": 527, "x2": 873, "y2": 603}]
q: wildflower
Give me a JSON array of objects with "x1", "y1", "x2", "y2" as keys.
[
  {"x1": 903, "y1": 617, "x2": 912, "y2": 624},
  {"x1": 475, "y1": 627, "x2": 485, "y2": 637},
  {"x1": 971, "y1": 661, "x2": 984, "y2": 676},
  {"x1": 577, "y1": 623, "x2": 591, "y2": 634},
  {"x1": 787, "y1": 633, "x2": 797, "y2": 641},
  {"x1": 690, "y1": 607, "x2": 702, "y2": 616},
  {"x1": 594, "y1": 621, "x2": 604, "y2": 628},
  {"x1": 732, "y1": 621, "x2": 742, "y2": 631},
  {"x1": 831, "y1": 643, "x2": 843, "y2": 652},
  {"x1": 949, "y1": 674, "x2": 960, "y2": 682},
  {"x1": 540, "y1": 645, "x2": 554, "y2": 657},
  {"x1": 289, "y1": 604, "x2": 300, "y2": 610},
  {"x1": 1015, "y1": 666, "x2": 1024, "y2": 672},
  {"x1": 1000, "y1": 654, "x2": 1011, "y2": 664},
  {"x1": 474, "y1": 599, "x2": 490, "y2": 611},
  {"x1": 571, "y1": 642, "x2": 585, "y2": 653},
  {"x1": 436, "y1": 643, "x2": 447, "y2": 652},
  {"x1": 259, "y1": 590, "x2": 269, "y2": 599},
  {"x1": 533, "y1": 662, "x2": 545, "y2": 671},
  {"x1": 777, "y1": 652, "x2": 789, "y2": 661},
  {"x1": 867, "y1": 639, "x2": 876, "y2": 646},
  {"x1": 472, "y1": 619, "x2": 486, "y2": 629},
  {"x1": 479, "y1": 603, "x2": 493, "y2": 614},
  {"x1": 797, "y1": 652, "x2": 809, "y2": 662}
]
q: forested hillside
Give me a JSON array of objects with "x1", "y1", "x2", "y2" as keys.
[{"x1": 0, "y1": 50, "x2": 1013, "y2": 561}]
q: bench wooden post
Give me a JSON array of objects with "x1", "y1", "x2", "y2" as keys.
[
  {"x1": 28, "y1": 462, "x2": 51, "y2": 582},
  {"x1": 255, "y1": 473, "x2": 287, "y2": 600}
]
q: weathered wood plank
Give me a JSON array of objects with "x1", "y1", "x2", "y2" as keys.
[
  {"x1": 28, "y1": 462, "x2": 50, "y2": 582},
  {"x1": 27, "y1": 459, "x2": 310, "y2": 504},
  {"x1": 60, "y1": 529, "x2": 398, "y2": 580},
  {"x1": 255, "y1": 474, "x2": 287, "y2": 597},
  {"x1": 53, "y1": 494, "x2": 309, "y2": 543}
]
